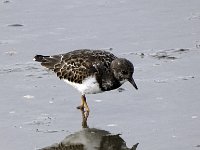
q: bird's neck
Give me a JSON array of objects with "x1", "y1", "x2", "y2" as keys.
[{"x1": 99, "y1": 74, "x2": 122, "y2": 91}]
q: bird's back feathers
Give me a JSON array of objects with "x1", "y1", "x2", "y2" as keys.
[{"x1": 34, "y1": 49, "x2": 117, "y2": 84}]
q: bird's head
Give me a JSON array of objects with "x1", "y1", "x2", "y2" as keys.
[{"x1": 111, "y1": 58, "x2": 138, "y2": 90}]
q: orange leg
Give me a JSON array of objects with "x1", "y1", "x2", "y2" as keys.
[
  {"x1": 82, "y1": 95, "x2": 90, "y2": 112},
  {"x1": 80, "y1": 108, "x2": 88, "y2": 128},
  {"x1": 77, "y1": 95, "x2": 90, "y2": 118}
]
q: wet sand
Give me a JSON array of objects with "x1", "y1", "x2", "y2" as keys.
[{"x1": 0, "y1": 0, "x2": 200, "y2": 150}]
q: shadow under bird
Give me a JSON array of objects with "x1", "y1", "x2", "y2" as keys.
[{"x1": 34, "y1": 49, "x2": 138, "y2": 116}]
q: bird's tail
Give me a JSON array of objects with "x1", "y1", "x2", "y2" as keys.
[
  {"x1": 33, "y1": 55, "x2": 50, "y2": 62},
  {"x1": 34, "y1": 55, "x2": 60, "y2": 70}
]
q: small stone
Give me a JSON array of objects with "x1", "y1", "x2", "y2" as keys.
[
  {"x1": 23, "y1": 95, "x2": 34, "y2": 99},
  {"x1": 9, "y1": 111, "x2": 15, "y2": 114},
  {"x1": 107, "y1": 124, "x2": 117, "y2": 127},
  {"x1": 95, "y1": 99, "x2": 102, "y2": 103},
  {"x1": 192, "y1": 116, "x2": 198, "y2": 119},
  {"x1": 8, "y1": 24, "x2": 23, "y2": 27},
  {"x1": 172, "y1": 135, "x2": 176, "y2": 138},
  {"x1": 3, "y1": 0, "x2": 10, "y2": 3},
  {"x1": 49, "y1": 101, "x2": 54, "y2": 104}
]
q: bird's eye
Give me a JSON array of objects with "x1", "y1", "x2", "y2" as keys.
[{"x1": 122, "y1": 70, "x2": 128, "y2": 75}]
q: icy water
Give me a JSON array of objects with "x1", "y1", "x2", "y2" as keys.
[{"x1": 1, "y1": 0, "x2": 200, "y2": 150}]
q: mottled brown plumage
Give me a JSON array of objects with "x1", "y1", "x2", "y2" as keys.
[
  {"x1": 35, "y1": 49, "x2": 116, "y2": 85},
  {"x1": 34, "y1": 49, "x2": 138, "y2": 116}
]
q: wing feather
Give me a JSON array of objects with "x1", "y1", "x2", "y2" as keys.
[{"x1": 35, "y1": 49, "x2": 117, "y2": 84}]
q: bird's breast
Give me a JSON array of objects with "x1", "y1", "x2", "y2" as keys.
[{"x1": 64, "y1": 76, "x2": 102, "y2": 94}]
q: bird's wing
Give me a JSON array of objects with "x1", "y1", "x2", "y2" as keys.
[
  {"x1": 35, "y1": 49, "x2": 117, "y2": 84},
  {"x1": 34, "y1": 53, "x2": 95, "y2": 83},
  {"x1": 59, "y1": 50, "x2": 117, "y2": 83}
]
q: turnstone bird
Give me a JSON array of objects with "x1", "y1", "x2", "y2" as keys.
[{"x1": 34, "y1": 49, "x2": 138, "y2": 116}]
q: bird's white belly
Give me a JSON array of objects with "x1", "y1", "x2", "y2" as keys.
[{"x1": 64, "y1": 76, "x2": 102, "y2": 94}]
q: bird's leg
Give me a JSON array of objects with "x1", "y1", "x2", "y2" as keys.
[
  {"x1": 82, "y1": 95, "x2": 90, "y2": 118},
  {"x1": 77, "y1": 95, "x2": 90, "y2": 118},
  {"x1": 80, "y1": 108, "x2": 88, "y2": 128},
  {"x1": 79, "y1": 95, "x2": 89, "y2": 128}
]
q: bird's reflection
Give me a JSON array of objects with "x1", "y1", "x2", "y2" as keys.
[{"x1": 40, "y1": 110, "x2": 139, "y2": 150}]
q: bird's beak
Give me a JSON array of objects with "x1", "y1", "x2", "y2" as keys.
[{"x1": 128, "y1": 77, "x2": 138, "y2": 90}]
